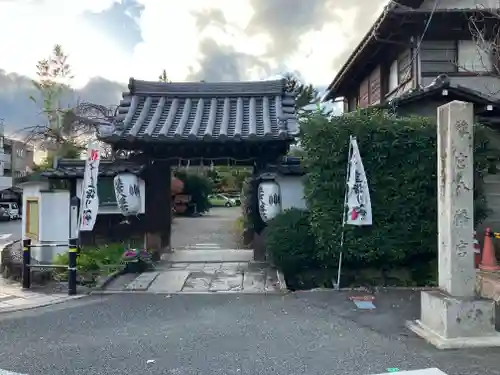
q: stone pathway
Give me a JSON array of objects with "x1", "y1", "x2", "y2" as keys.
[
  {"x1": 100, "y1": 210, "x2": 285, "y2": 294},
  {"x1": 0, "y1": 278, "x2": 85, "y2": 314},
  {"x1": 102, "y1": 246, "x2": 285, "y2": 294}
]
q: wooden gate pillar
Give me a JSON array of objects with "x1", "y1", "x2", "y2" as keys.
[{"x1": 144, "y1": 161, "x2": 172, "y2": 260}]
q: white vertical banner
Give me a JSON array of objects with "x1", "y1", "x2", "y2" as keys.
[
  {"x1": 336, "y1": 136, "x2": 372, "y2": 289},
  {"x1": 79, "y1": 141, "x2": 101, "y2": 231},
  {"x1": 345, "y1": 138, "x2": 373, "y2": 226}
]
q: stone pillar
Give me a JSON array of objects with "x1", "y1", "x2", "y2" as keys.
[
  {"x1": 437, "y1": 100, "x2": 475, "y2": 297},
  {"x1": 407, "y1": 101, "x2": 500, "y2": 349}
]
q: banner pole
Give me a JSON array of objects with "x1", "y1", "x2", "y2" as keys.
[{"x1": 336, "y1": 135, "x2": 354, "y2": 290}]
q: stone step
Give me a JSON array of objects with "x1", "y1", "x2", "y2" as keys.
[
  {"x1": 178, "y1": 243, "x2": 223, "y2": 251},
  {"x1": 372, "y1": 369, "x2": 446, "y2": 375},
  {"x1": 164, "y1": 249, "x2": 254, "y2": 263},
  {"x1": 103, "y1": 265, "x2": 286, "y2": 294}
]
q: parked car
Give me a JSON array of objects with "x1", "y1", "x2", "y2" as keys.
[
  {"x1": 0, "y1": 202, "x2": 20, "y2": 220},
  {"x1": 225, "y1": 193, "x2": 242, "y2": 205},
  {"x1": 0, "y1": 206, "x2": 10, "y2": 221},
  {"x1": 208, "y1": 194, "x2": 240, "y2": 207}
]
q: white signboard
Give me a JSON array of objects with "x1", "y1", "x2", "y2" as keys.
[{"x1": 79, "y1": 142, "x2": 101, "y2": 231}]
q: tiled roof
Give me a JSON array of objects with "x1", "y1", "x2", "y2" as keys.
[
  {"x1": 384, "y1": 75, "x2": 500, "y2": 108},
  {"x1": 41, "y1": 159, "x2": 145, "y2": 179},
  {"x1": 98, "y1": 78, "x2": 299, "y2": 143},
  {"x1": 258, "y1": 156, "x2": 306, "y2": 176}
]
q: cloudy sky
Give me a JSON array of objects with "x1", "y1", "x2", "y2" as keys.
[{"x1": 0, "y1": 0, "x2": 388, "y2": 134}]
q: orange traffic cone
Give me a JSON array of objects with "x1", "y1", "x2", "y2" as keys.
[{"x1": 479, "y1": 228, "x2": 500, "y2": 271}]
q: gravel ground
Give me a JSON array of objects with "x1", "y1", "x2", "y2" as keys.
[
  {"x1": 171, "y1": 207, "x2": 242, "y2": 249},
  {"x1": 0, "y1": 292, "x2": 499, "y2": 375}
]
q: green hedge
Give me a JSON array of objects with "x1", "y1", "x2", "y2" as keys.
[
  {"x1": 265, "y1": 208, "x2": 318, "y2": 274},
  {"x1": 299, "y1": 111, "x2": 492, "y2": 270}
]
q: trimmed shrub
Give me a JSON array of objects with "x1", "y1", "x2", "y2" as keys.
[
  {"x1": 175, "y1": 171, "x2": 213, "y2": 214},
  {"x1": 53, "y1": 243, "x2": 125, "y2": 284},
  {"x1": 265, "y1": 208, "x2": 319, "y2": 274},
  {"x1": 300, "y1": 111, "x2": 492, "y2": 271}
]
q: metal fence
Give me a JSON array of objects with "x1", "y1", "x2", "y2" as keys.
[{"x1": 22, "y1": 238, "x2": 78, "y2": 295}]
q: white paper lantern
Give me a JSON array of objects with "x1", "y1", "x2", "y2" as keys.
[
  {"x1": 258, "y1": 181, "x2": 281, "y2": 222},
  {"x1": 113, "y1": 173, "x2": 141, "y2": 216}
]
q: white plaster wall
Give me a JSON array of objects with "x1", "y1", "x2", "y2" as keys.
[
  {"x1": 0, "y1": 176, "x2": 12, "y2": 190},
  {"x1": 38, "y1": 190, "x2": 70, "y2": 260},
  {"x1": 21, "y1": 181, "x2": 49, "y2": 241},
  {"x1": 275, "y1": 175, "x2": 307, "y2": 211},
  {"x1": 76, "y1": 177, "x2": 146, "y2": 214},
  {"x1": 21, "y1": 183, "x2": 71, "y2": 262}
]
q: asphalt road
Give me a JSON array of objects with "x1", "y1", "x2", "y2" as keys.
[
  {"x1": 0, "y1": 219, "x2": 21, "y2": 246},
  {"x1": 0, "y1": 292, "x2": 498, "y2": 375}
]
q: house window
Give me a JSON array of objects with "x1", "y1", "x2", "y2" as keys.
[
  {"x1": 25, "y1": 199, "x2": 39, "y2": 240},
  {"x1": 458, "y1": 40, "x2": 493, "y2": 72},
  {"x1": 397, "y1": 49, "x2": 412, "y2": 83},
  {"x1": 386, "y1": 49, "x2": 413, "y2": 95},
  {"x1": 97, "y1": 177, "x2": 117, "y2": 206},
  {"x1": 388, "y1": 60, "x2": 398, "y2": 92},
  {"x1": 420, "y1": 41, "x2": 457, "y2": 74}
]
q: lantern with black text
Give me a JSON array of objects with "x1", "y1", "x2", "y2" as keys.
[
  {"x1": 113, "y1": 173, "x2": 141, "y2": 216},
  {"x1": 258, "y1": 181, "x2": 281, "y2": 222}
]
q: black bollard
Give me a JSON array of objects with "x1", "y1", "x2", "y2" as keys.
[
  {"x1": 22, "y1": 238, "x2": 31, "y2": 289},
  {"x1": 68, "y1": 238, "x2": 78, "y2": 295}
]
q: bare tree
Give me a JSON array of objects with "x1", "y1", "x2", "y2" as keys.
[
  {"x1": 24, "y1": 45, "x2": 79, "y2": 157},
  {"x1": 62, "y1": 101, "x2": 117, "y2": 158},
  {"x1": 465, "y1": 7, "x2": 500, "y2": 92},
  {"x1": 23, "y1": 45, "x2": 117, "y2": 167}
]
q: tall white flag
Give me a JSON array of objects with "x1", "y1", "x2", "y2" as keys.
[
  {"x1": 79, "y1": 141, "x2": 101, "y2": 231},
  {"x1": 345, "y1": 138, "x2": 372, "y2": 226}
]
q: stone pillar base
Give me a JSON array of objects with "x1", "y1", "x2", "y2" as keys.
[{"x1": 407, "y1": 290, "x2": 500, "y2": 349}]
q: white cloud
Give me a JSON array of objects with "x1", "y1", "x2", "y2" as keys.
[
  {"x1": 0, "y1": 0, "x2": 127, "y2": 87},
  {"x1": 0, "y1": 0, "x2": 390, "y2": 87},
  {"x1": 130, "y1": 0, "x2": 202, "y2": 81},
  {"x1": 130, "y1": 0, "x2": 270, "y2": 81}
]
